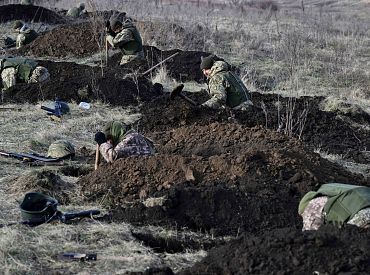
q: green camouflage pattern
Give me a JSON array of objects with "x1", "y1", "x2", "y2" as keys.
[
  {"x1": 99, "y1": 131, "x2": 155, "y2": 163},
  {"x1": 106, "y1": 18, "x2": 144, "y2": 64},
  {"x1": 66, "y1": 6, "x2": 83, "y2": 17},
  {"x1": 47, "y1": 140, "x2": 75, "y2": 158},
  {"x1": 16, "y1": 28, "x2": 38, "y2": 49},
  {"x1": 103, "y1": 121, "x2": 127, "y2": 147},
  {"x1": 301, "y1": 196, "x2": 328, "y2": 231},
  {"x1": 1, "y1": 57, "x2": 38, "y2": 82},
  {"x1": 203, "y1": 61, "x2": 251, "y2": 109}
]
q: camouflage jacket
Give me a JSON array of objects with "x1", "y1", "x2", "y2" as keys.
[
  {"x1": 99, "y1": 131, "x2": 155, "y2": 163},
  {"x1": 203, "y1": 61, "x2": 251, "y2": 109},
  {"x1": 106, "y1": 19, "x2": 143, "y2": 55},
  {"x1": 0, "y1": 57, "x2": 37, "y2": 82},
  {"x1": 16, "y1": 26, "x2": 38, "y2": 48}
]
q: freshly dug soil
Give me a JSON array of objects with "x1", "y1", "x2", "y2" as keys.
[
  {"x1": 0, "y1": 4, "x2": 65, "y2": 24},
  {"x1": 139, "y1": 91, "x2": 370, "y2": 163},
  {"x1": 3, "y1": 60, "x2": 155, "y2": 106},
  {"x1": 181, "y1": 225, "x2": 370, "y2": 275},
  {"x1": 79, "y1": 123, "x2": 365, "y2": 235}
]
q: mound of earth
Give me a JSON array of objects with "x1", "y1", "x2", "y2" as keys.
[
  {"x1": 9, "y1": 170, "x2": 74, "y2": 204},
  {"x1": 181, "y1": 225, "x2": 370, "y2": 274},
  {"x1": 0, "y1": 4, "x2": 65, "y2": 24},
  {"x1": 16, "y1": 22, "x2": 101, "y2": 58},
  {"x1": 139, "y1": 91, "x2": 370, "y2": 163},
  {"x1": 3, "y1": 60, "x2": 155, "y2": 106},
  {"x1": 79, "y1": 123, "x2": 365, "y2": 235}
]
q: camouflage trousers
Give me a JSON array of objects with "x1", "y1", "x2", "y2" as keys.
[
  {"x1": 120, "y1": 50, "x2": 144, "y2": 65},
  {"x1": 301, "y1": 196, "x2": 328, "y2": 231},
  {"x1": 16, "y1": 33, "x2": 26, "y2": 49},
  {"x1": 99, "y1": 132, "x2": 155, "y2": 163},
  {"x1": 1, "y1": 67, "x2": 17, "y2": 89},
  {"x1": 348, "y1": 208, "x2": 370, "y2": 228}
]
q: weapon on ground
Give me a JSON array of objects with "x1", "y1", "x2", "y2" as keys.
[
  {"x1": 141, "y1": 52, "x2": 179, "y2": 76},
  {"x1": 0, "y1": 210, "x2": 101, "y2": 228},
  {"x1": 170, "y1": 84, "x2": 198, "y2": 106},
  {"x1": 0, "y1": 150, "x2": 61, "y2": 162}
]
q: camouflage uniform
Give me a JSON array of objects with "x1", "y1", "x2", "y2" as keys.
[
  {"x1": 99, "y1": 131, "x2": 155, "y2": 163},
  {"x1": 0, "y1": 57, "x2": 49, "y2": 89},
  {"x1": 106, "y1": 18, "x2": 144, "y2": 65},
  {"x1": 66, "y1": 3, "x2": 85, "y2": 18},
  {"x1": 47, "y1": 140, "x2": 75, "y2": 158},
  {"x1": 348, "y1": 208, "x2": 370, "y2": 228},
  {"x1": 301, "y1": 196, "x2": 328, "y2": 231},
  {"x1": 16, "y1": 25, "x2": 38, "y2": 49},
  {"x1": 203, "y1": 61, "x2": 252, "y2": 110}
]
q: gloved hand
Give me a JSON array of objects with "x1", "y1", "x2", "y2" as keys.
[
  {"x1": 94, "y1": 131, "x2": 107, "y2": 146},
  {"x1": 106, "y1": 20, "x2": 115, "y2": 37}
]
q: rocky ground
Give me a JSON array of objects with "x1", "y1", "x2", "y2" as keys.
[{"x1": 0, "y1": 3, "x2": 369, "y2": 274}]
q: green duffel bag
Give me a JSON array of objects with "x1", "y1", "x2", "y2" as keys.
[{"x1": 19, "y1": 192, "x2": 58, "y2": 222}]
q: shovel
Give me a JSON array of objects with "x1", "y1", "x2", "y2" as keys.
[{"x1": 170, "y1": 84, "x2": 198, "y2": 106}]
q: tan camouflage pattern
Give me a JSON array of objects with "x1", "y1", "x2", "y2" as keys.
[
  {"x1": 28, "y1": 66, "x2": 50, "y2": 83},
  {"x1": 99, "y1": 132, "x2": 155, "y2": 163},
  {"x1": 1, "y1": 67, "x2": 16, "y2": 89},
  {"x1": 16, "y1": 26, "x2": 38, "y2": 49},
  {"x1": 348, "y1": 207, "x2": 370, "y2": 228},
  {"x1": 301, "y1": 196, "x2": 328, "y2": 231},
  {"x1": 119, "y1": 50, "x2": 144, "y2": 65},
  {"x1": 47, "y1": 140, "x2": 75, "y2": 158}
]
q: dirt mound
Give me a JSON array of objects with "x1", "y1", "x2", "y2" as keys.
[
  {"x1": 3, "y1": 60, "x2": 155, "y2": 106},
  {"x1": 0, "y1": 4, "x2": 65, "y2": 24},
  {"x1": 9, "y1": 170, "x2": 74, "y2": 204},
  {"x1": 16, "y1": 22, "x2": 100, "y2": 58},
  {"x1": 79, "y1": 123, "x2": 365, "y2": 235},
  {"x1": 139, "y1": 91, "x2": 370, "y2": 163},
  {"x1": 181, "y1": 225, "x2": 370, "y2": 274}
]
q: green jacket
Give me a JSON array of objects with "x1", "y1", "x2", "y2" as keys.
[
  {"x1": 110, "y1": 19, "x2": 143, "y2": 55},
  {"x1": 299, "y1": 183, "x2": 370, "y2": 226},
  {"x1": 203, "y1": 61, "x2": 250, "y2": 109},
  {"x1": 103, "y1": 121, "x2": 127, "y2": 147},
  {"x1": 0, "y1": 57, "x2": 37, "y2": 82}
]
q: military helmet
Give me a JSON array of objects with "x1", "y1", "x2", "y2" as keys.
[
  {"x1": 13, "y1": 20, "x2": 24, "y2": 30},
  {"x1": 47, "y1": 140, "x2": 75, "y2": 159},
  {"x1": 19, "y1": 192, "x2": 58, "y2": 222}
]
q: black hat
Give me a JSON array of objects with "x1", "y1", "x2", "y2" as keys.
[{"x1": 200, "y1": 55, "x2": 215, "y2": 70}]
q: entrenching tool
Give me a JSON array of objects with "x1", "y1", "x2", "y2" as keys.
[
  {"x1": 141, "y1": 52, "x2": 179, "y2": 76},
  {"x1": 170, "y1": 84, "x2": 198, "y2": 106}
]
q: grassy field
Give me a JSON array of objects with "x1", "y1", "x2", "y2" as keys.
[{"x1": 0, "y1": 0, "x2": 369, "y2": 273}]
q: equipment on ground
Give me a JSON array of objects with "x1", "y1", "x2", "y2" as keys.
[
  {"x1": 0, "y1": 192, "x2": 101, "y2": 228},
  {"x1": 0, "y1": 150, "x2": 61, "y2": 163},
  {"x1": 59, "y1": 253, "x2": 98, "y2": 262},
  {"x1": 40, "y1": 100, "x2": 70, "y2": 120},
  {"x1": 170, "y1": 84, "x2": 198, "y2": 106},
  {"x1": 141, "y1": 52, "x2": 179, "y2": 76}
]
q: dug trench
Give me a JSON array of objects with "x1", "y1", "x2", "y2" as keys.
[{"x1": 79, "y1": 123, "x2": 367, "y2": 237}]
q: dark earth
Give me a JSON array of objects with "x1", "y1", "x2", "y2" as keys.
[{"x1": 1, "y1": 4, "x2": 370, "y2": 274}]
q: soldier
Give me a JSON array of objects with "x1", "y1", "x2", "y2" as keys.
[
  {"x1": 13, "y1": 20, "x2": 38, "y2": 49},
  {"x1": 299, "y1": 183, "x2": 370, "y2": 230},
  {"x1": 106, "y1": 15, "x2": 144, "y2": 65},
  {"x1": 200, "y1": 55, "x2": 253, "y2": 110},
  {"x1": 0, "y1": 57, "x2": 50, "y2": 90},
  {"x1": 66, "y1": 3, "x2": 86, "y2": 18},
  {"x1": 94, "y1": 127, "x2": 155, "y2": 170},
  {"x1": 47, "y1": 140, "x2": 75, "y2": 159}
]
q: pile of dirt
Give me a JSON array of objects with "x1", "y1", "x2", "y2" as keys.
[
  {"x1": 138, "y1": 91, "x2": 370, "y2": 163},
  {"x1": 181, "y1": 225, "x2": 370, "y2": 274},
  {"x1": 16, "y1": 22, "x2": 100, "y2": 58},
  {"x1": 9, "y1": 170, "x2": 75, "y2": 204},
  {"x1": 0, "y1": 4, "x2": 65, "y2": 24},
  {"x1": 3, "y1": 60, "x2": 155, "y2": 106},
  {"x1": 79, "y1": 123, "x2": 365, "y2": 235}
]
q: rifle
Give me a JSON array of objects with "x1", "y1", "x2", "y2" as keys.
[
  {"x1": 0, "y1": 150, "x2": 61, "y2": 163},
  {"x1": 40, "y1": 100, "x2": 70, "y2": 120},
  {"x1": 0, "y1": 209, "x2": 101, "y2": 228}
]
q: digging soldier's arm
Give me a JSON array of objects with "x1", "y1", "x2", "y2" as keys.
[
  {"x1": 202, "y1": 74, "x2": 228, "y2": 109},
  {"x1": 106, "y1": 29, "x2": 134, "y2": 48},
  {"x1": 99, "y1": 142, "x2": 118, "y2": 164}
]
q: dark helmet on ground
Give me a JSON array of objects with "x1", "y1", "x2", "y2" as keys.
[{"x1": 19, "y1": 192, "x2": 58, "y2": 222}]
